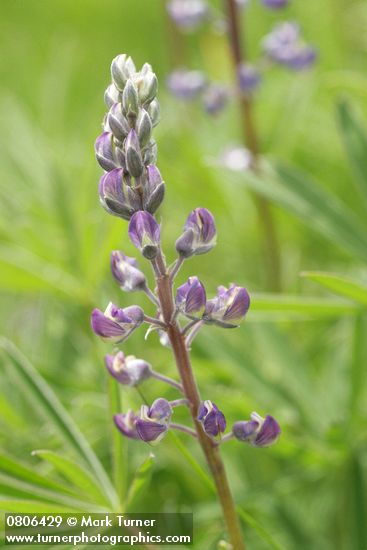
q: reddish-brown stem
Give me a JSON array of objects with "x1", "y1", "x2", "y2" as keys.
[
  {"x1": 156, "y1": 268, "x2": 245, "y2": 550},
  {"x1": 225, "y1": 0, "x2": 281, "y2": 292}
]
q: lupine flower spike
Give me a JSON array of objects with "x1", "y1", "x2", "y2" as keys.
[{"x1": 92, "y1": 54, "x2": 280, "y2": 550}]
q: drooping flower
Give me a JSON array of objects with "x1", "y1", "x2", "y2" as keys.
[
  {"x1": 233, "y1": 412, "x2": 280, "y2": 447},
  {"x1": 114, "y1": 410, "x2": 140, "y2": 440},
  {"x1": 128, "y1": 211, "x2": 161, "y2": 260},
  {"x1": 176, "y1": 207, "x2": 216, "y2": 258},
  {"x1": 204, "y1": 284, "x2": 250, "y2": 328},
  {"x1": 198, "y1": 400, "x2": 226, "y2": 438},
  {"x1": 91, "y1": 302, "x2": 144, "y2": 343},
  {"x1": 167, "y1": 69, "x2": 207, "y2": 100},
  {"x1": 110, "y1": 251, "x2": 147, "y2": 292},
  {"x1": 136, "y1": 398, "x2": 173, "y2": 445},
  {"x1": 105, "y1": 351, "x2": 151, "y2": 386},
  {"x1": 176, "y1": 276, "x2": 206, "y2": 317}
]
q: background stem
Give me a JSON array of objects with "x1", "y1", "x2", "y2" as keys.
[
  {"x1": 224, "y1": 0, "x2": 281, "y2": 292},
  {"x1": 156, "y1": 270, "x2": 245, "y2": 550}
]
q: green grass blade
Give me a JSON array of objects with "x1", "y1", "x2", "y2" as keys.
[
  {"x1": 0, "y1": 338, "x2": 118, "y2": 509},
  {"x1": 250, "y1": 292, "x2": 360, "y2": 319},
  {"x1": 241, "y1": 163, "x2": 367, "y2": 262},
  {"x1": 0, "y1": 454, "x2": 76, "y2": 496},
  {"x1": 337, "y1": 100, "x2": 367, "y2": 207},
  {"x1": 126, "y1": 453, "x2": 155, "y2": 510},
  {"x1": 0, "y1": 475, "x2": 105, "y2": 511},
  {"x1": 301, "y1": 272, "x2": 367, "y2": 306},
  {"x1": 32, "y1": 450, "x2": 111, "y2": 507}
]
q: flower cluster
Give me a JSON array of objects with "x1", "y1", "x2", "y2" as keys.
[
  {"x1": 96, "y1": 55, "x2": 164, "y2": 220},
  {"x1": 91, "y1": 54, "x2": 280, "y2": 451},
  {"x1": 166, "y1": 1, "x2": 316, "y2": 116}
]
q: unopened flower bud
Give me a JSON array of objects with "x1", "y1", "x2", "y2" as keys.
[
  {"x1": 125, "y1": 129, "x2": 144, "y2": 177},
  {"x1": 136, "y1": 398, "x2": 172, "y2": 444},
  {"x1": 198, "y1": 400, "x2": 226, "y2": 439},
  {"x1": 233, "y1": 412, "x2": 280, "y2": 447},
  {"x1": 136, "y1": 69, "x2": 158, "y2": 105},
  {"x1": 114, "y1": 410, "x2": 140, "y2": 440},
  {"x1": 137, "y1": 109, "x2": 153, "y2": 147},
  {"x1": 105, "y1": 351, "x2": 151, "y2": 386},
  {"x1": 91, "y1": 302, "x2": 144, "y2": 343},
  {"x1": 95, "y1": 132, "x2": 117, "y2": 172},
  {"x1": 143, "y1": 140, "x2": 158, "y2": 166},
  {"x1": 176, "y1": 207, "x2": 216, "y2": 258},
  {"x1": 128, "y1": 211, "x2": 160, "y2": 260},
  {"x1": 204, "y1": 284, "x2": 250, "y2": 328},
  {"x1": 167, "y1": 0, "x2": 209, "y2": 31},
  {"x1": 122, "y1": 79, "x2": 139, "y2": 117},
  {"x1": 111, "y1": 54, "x2": 136, "y2": 91},
  {"x1": 167, "y1": 69, "x2": 206, "y2": 100},
  {"x1": 104, "y1": 83, "x2": 120, "y2": 108},
  {"x1": 108, "y1": 103, "x2": 130, "y2": 141},
  {"x1": 99, "y1": 169, "x2": 140, "y2": 220},
  {"x1": 143, "y1": 165, "x2": 165, "y2": 214},
  {"x1": 176, "y1": 277, "x2": 206, "y2": 317},
  {"x1": 110, "y1": 251, "x2": 147, "y2": 291},
  {"x1": 203, "y1": 84, "x2": 228, "y2": 115},
  {"x1": 238, "y1": 63, "x2": 261, "y2": 93},
  {"x1": 147, "y1": 99, "x2": 160, "y2": 127}
]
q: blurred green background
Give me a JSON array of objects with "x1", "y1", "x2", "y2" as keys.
[{"x1": 1, "y1": 0, "x2": 367, "y2": 548}]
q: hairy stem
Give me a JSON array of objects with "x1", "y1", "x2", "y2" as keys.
[
  {"x1": 224, "y1": 0, "x2": 281, "y2": 292},
  {"x1": 155, "y1": 266, "x2": 245, "y2": 550}
]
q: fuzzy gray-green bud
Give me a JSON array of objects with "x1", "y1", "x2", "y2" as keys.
[
  {"x1": 111, "y1": 54, "x2": 136, "y2": 91},
  {"x1": 108, "y1": 103, "x2": 130, "y2": 141},
  {"x1": 147, "y1": 99, "x2": 160, "y2": 127},
  {"x1": 137, "y1": 110, "x2": 152, "y2": 147},
  {"x1": 122, "y1": 79, "x2": 139, "y2": 119}
]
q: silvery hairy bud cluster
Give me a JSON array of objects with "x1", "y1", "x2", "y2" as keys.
[{"x1": 95, "y1": 54, "x2": 165, "y2": 220}]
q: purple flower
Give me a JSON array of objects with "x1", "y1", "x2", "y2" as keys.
[
  {"x1": 198, "y1": 400, "x2": 226, "y2": 438},
  {"x1": 95, "y1": 132, "x2": 118, "y2": 172},
  {"x1": 202, "y1": 84, "x2": 229, "y2": 115},
  {"x1": 110, "y1": 251, "x2": 147, "y2": 292},
  {"x1": 99, "y1": 169, "x2": 140, "y2": 220},
  {"x1": 262, "y1": 0, "x2": 289, "y2": 9},
  {"x1": 167, "y1": 0, "x2": 209, "y2": 31},
  {"x1": 204, "y1": 284, "x2": 250, "y2": 328},
  {"x1": 105, "y1": 351, "x2": 151, "y2": 386},
  {"x1": 167, "y1": 69, "x2": 206, "y2": 100},
  {"x1": 238, "y1": 63, "x2": 261, "y2": 93},
  {"x1": 287, "y1": 46, "x2": 317, "y2": 70},
  {"x1": 91, "y1": 302, "x2": 144, "y2": 343},
  {"x1": 176, "y1": 207, "x2": 216, "y2": 258},
  {"x1": 143, "y1": 165, "x2": 165, "y2": 214},
  {"x1": 136, "y1": 398, "x2": 172, "y2": 445},
  {"x1": 114, "y1": 410, "x2": 140, "y2": 440},
  {"x1": 233, "y1": 412, "x2": 280, "y2": 447},
  {"x1": 128, "y1": 211, "x2": 161, "y2": 260},
  {"x1": 176, "y1": 276, "x2": 206, "y2": 317},
  {"x1": 263, "y1": 22, "x2": 316, "y2": 71}
]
